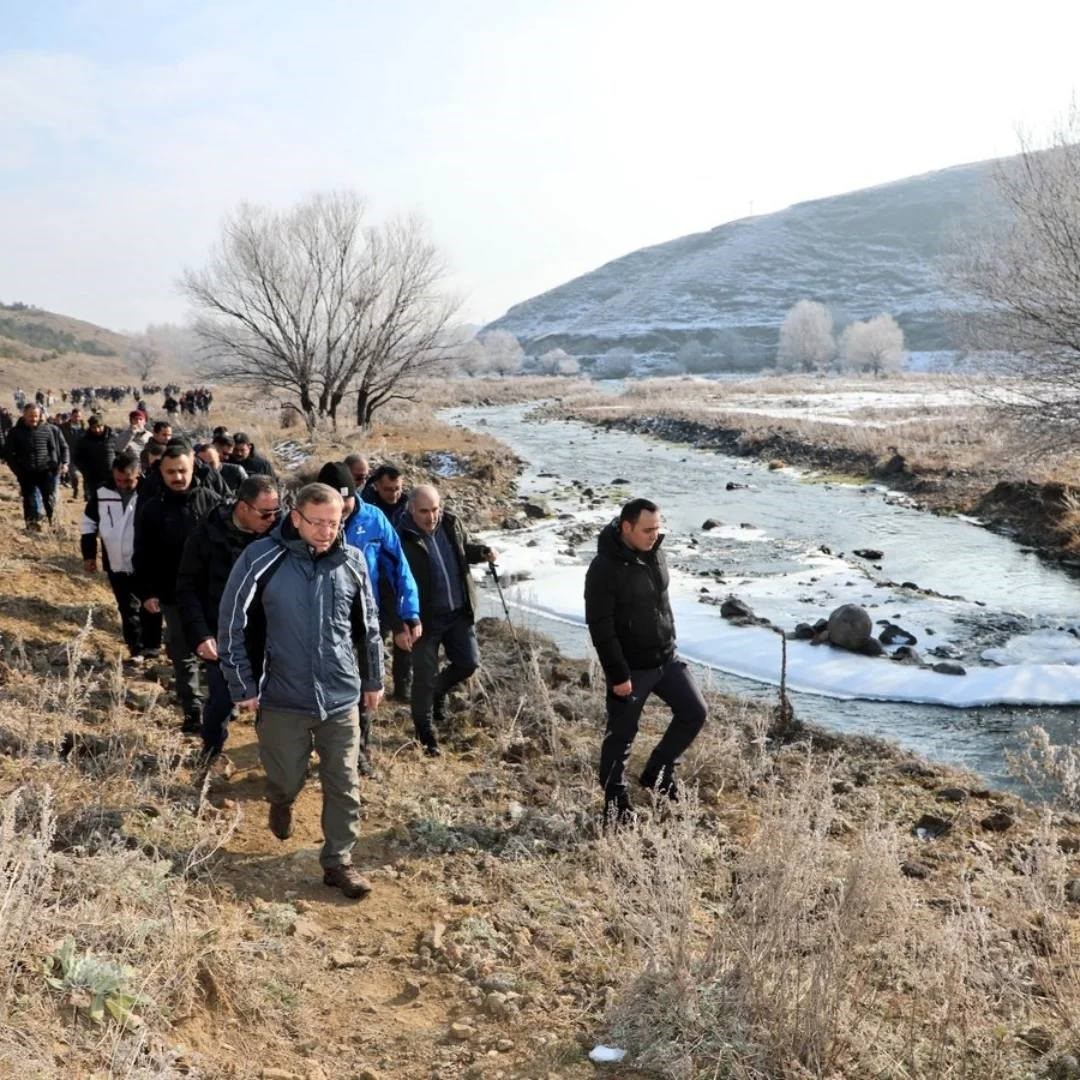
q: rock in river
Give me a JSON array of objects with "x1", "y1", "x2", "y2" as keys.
[{"x1": 827, "y1": 604, "x2": 873, "y2": 652}]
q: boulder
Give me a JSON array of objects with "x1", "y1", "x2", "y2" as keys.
[
  {"x1": 767, "y1": 459, "x2": 785, "y2": 470},
  {"x1": 980, "y1": 809, "x2": 1016, "y2": 832},
  {"x1": 792, "y1": 623, "x2": 815, "y2": 640},
  {"x1": 853, "y1": 548, "x2": 884, "y2": 561},
  {"x1": 876, "y1": 452, "x2": 907, "y2": 477},
  {"x1": 913, "y1": 813, "x2": 953, "y2": 838},
  {"x1": 725, "y1": 481, "x2": 747, "y2": 491},
  {"x1": 879, "y1": 623, "x2": 918, "y2": 646},
  {"x1": 720, "y1": 597, "x2": 756, "y2": 621},
  {"x1": 611, "y1": 477, "x2": 630, "y2": 485},
  {"x1": 932, "y1": 662, "x2": 966, "y2": 676},
  {"x1": 891, "y1": 645, "x2": 923, "y2": 665},
  {"x1": 860, "y1": 638, "x2": 885, "y2": 657},
  {"x1": 826, "y1": 604, "x2": 873, "y2": 652},
  {"x1": 701, "y1": 518, "x2": 722, "y2": 530},
  {"x1": 521, "y1": 500, "x2": 551, "y2": 519}
]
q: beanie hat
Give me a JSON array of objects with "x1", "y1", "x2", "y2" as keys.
[{"x1": 317, "y1": 461, "x2": 356, "y2": 499}]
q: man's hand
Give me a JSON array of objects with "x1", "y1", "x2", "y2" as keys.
[
  {"x1": 611, "y1": 679, "x2": 633, "y2": 698},
  {"x1": 363, "y1": 688, "x2": 384, "y2": 713},
  {"x1": 409, "y1": 621, "x2": 423, "y2": 643},
  {"x1": 143, "y1": 597, "x2": 161, "y2": 614},
  {"x1": 236, "y1": 697, "x2": 259, "y2": 711},
  {"x1": 195, "y1": 638, "x2": 219, "y2": 661},
  {"x1": 485, "y1": 548, "x2": 498, "y2": 563},
  {"x1": 393, "y1": 629, "x2": 413, "y2": 652},
  {"x1": 59, "y1": 464, "x2": 68, "y2": 477},
  {"x1": 82, "y1": 560, "x2": 97, "y2": 574}
]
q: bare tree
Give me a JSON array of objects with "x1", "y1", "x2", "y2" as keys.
[
  {"x1": 126, "y1": 335, "x2": 160, "y2": 384},
  {"x1": 535, "y1": 347, "x2": 580, "y2": 375},
  {"x1": 181, "y1": 192, "x2": 459, "y2": 430},
  {"x1": 952, "y1": 107, "x2": 1080, "y2": 436},
  {"x1": 593, "y1": 346, "x2": 636, "y2": 379},
  {"x1": 776, "y1": 300, "x2": 835, "y2": 372},
  {"x1": 480, "y1": 330, "x2": 524, "y2": 377},
  {"x1": 837, "y1": 313, "x2": 906, "y2": 375}
]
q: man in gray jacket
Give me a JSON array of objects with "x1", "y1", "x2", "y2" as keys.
[{"x1": 217, "y1": 482, "x2": 384, "y2": 899}]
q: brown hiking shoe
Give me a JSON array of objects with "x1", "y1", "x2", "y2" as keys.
[
  {"x1": 323, "y1": 864, "x2": 372, "y2": 900},
  {"x1": 268, "y1": 802, "x2": 293, "y2": 840}
]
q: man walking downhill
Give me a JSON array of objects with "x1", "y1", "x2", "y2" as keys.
[
  {"x1": 1, "y1": 403, "x2": 69, "y2": 530},
  {"x1": 80, "y1": 451, "x2": 162, "y2": 664},
  {"x1": 584, "y1": 498, "x2": 708, "y2": 826},
  {"x1": 320, "y1": 462, "x2": 420, "y2": 773},
  {"x1": 133, "y1": 445, "x2": 222, "y2": 733},
  {"x1": 396, "y1": 485, "x2": 495, "y2": 756},
  {"x1": 175, "y1": 475, "x2": 281, "y2": 763},
  {"x1": 217, "y1": 483, "x2": 384, "y2": 899}
]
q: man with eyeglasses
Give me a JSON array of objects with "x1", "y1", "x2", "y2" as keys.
[
  {"x1": 218, "y1": 483, "x2": 384, "y2": 900},
  {"x1": 175, "y1": 475, "x2": 281, "y2": 761}
]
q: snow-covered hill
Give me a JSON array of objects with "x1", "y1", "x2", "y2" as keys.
[{"x1": 484, "y1": 159, "x2": 1001, "y2": 371}]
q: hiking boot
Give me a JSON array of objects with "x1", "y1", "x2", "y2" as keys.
[
  {"x1": 181, "y1": 712, "x2": 203, "y2": 736},
  {"x1": 323, "y1": 864, "x2": 372, "y2": 899},
  {"x1": 268, "y1": 802, "x2": 293, "y2": 840},
  {"x1": 603, "y1": 790, "x2": 635, "y2": 830},
  {"x1": 639, "y1": 761, "x2": 679, "y2": 802},
  {"x1": 391, "y1": 686, "x2": 411, "y2": 704},
  {"x1": 415, "y1": 721, "x2": 440, "y2": 756}
]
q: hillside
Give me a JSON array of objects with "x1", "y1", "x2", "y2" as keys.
[
  {"x1": 484, "y1": 159, "x2": 1003, "y2": 371},
  {"x1": 0, "y1": 302, "x2": 132, "y2": 393}
]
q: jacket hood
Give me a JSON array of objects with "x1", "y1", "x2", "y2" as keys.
[{"x1": 597, "y1": 519, "x2": 665, "y2": 562}]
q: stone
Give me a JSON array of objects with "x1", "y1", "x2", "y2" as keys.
[
  {"x1": 980, "y1": 809, "x2": 1016, "y2": 832},
  {"x1": 1048, "y1": 1053, "x2": 1080, "y2": 1080},
  {"x1": 1060, "y1": 836, "x2": 1080, "y2": 854},
  {"x1": 879, "y1": 623, "x2": 918, "y2": 646},
  {"x1": 891, "y1": 645, "x2": 923, "y2": 665},
  {"x1": 767, "y1": 459, "x2": 785, "y2": 470},
  {"x1": 725, "y1": 481, "x2": 747, "y2": 490},
  {"x1": 357, "y1": 1070, "x2": 382, "y2": 1080},
  {"x1": 900, "y1": 860, "x2": 931, "y2": 880},
  {"x1": 449, "y1": 1023, "x2": 477, "y2": 1042},
  {"x1": 932, "y1": 662, "x2": 967, "y2": 676},
  {"x1": 483, "y1": 991, "x2": 510, "y2": 1018},
  {"x1": 936, "y1": 787, "x2": 968, "y2": 804},
  {"x1": 827, "y1": 604, "x2": 873, "y2": 651},
  {"x1": 611, "y1": 477, "x2": 630, "y2": 485},
  {"x1": 520, "y1": 500, "x2": 551, "y2": 519},
  {"x1": 860, "y1": 638, "x2": 885, "y2": 657},
  {"x1": 720, "y1": 596, "x2": 756, "y2": 621},
  {"x1": 913, "y1": 813, "x2": 953, "y2": 839},
  {"x1": 793, "y1": 623, "x2": 815, "y2": 640},
  {"x1": 479, "y1": 973, "x2": 517, "y2": 993},
  {"x1": 853, "y1": 548, "x2": 884, "y2": 560},
  {"x1": 701, "y1": 518, "x2": 722, "y2": 530},
  {"x1": 261, "y1": 1071, "x2": 304, "y2": 1080},
  {"x1": 1066, "y1": 878, "x2": 1080, "y2": 903}
]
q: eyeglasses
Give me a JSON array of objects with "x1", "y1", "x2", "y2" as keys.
[
  {"x1": 294, "y1": 508, "x2": 341, "y2": 531},
  {"x1": 243, "y1": 501, "x2": 281, "y2": 521}
]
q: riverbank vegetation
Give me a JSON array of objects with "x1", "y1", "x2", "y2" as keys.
[{"x1": 5, "y1": 384, "x2": 1080, "y2": 1077}]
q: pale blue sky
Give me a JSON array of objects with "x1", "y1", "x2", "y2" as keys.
[{"x1": 1, "y1": 0, "x2": 1079, "y2": 331}]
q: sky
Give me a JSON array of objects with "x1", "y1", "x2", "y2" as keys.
[{"x1": 1, "y1": 0, "x2": 1079, "y2": 333}]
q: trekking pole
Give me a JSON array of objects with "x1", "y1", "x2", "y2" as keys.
[{"x1": 488, "y1": 562, "x2": 530, "y2": 672}]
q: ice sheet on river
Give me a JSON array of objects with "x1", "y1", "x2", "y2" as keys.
[{"x1": 481, "y1": 527, "x2": 1080, "y2": 709}]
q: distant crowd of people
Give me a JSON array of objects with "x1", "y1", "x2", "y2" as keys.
[{"x1": 1, "y1": 393, "x2": 708, "y2": 895}]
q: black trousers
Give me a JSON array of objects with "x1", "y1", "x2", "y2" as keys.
[
  {"x1": 107, "y1": 571, "x2": 162, "y2": 657},
  {"x1": 599, "y1": 657, "x2": 708, "y2": 797},
  {"x1": 410, "y1": 610, "x2": 479, "y2": 731}
]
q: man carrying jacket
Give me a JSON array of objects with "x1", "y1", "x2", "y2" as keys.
[
  {"x1": 2, "y1": 403, "x2": 69, "y2": 530},
  {"x1": 133, "y1": 445, "x2": 222, "y2": 733},
  {"x1": 80, "y1": 450, "x2": 162, "y2": 662},
  {"x1": 217, "y1": 483, "x2": 384, "y2": 900},
  {"x1": 396, "y1": 485, "x2": 495, "y2": 756},
  {"x1": 175, "y1": 475, "x2": 281, "y2": 760},
  {"x1": 584, "y1": 498, "x2": 708, "y2": 826},
  {"x1": 319, "y1": 461, "x2": 420, "y2": 771}
]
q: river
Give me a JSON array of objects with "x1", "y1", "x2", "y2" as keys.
[{"x1": 449, "y1": 402, "x2": 1080, "y2": 791}]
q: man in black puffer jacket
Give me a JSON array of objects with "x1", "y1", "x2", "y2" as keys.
[
  {"x1": 1, "y1": 403, "x2": 69, "y2": 529},
  {"x1": 133, "y1": 445, "x2": 222, "y2": 733},
  {"x1": 230, "y1": 432, "x2": 275, "y2": 478},
  {"x1": 584, "y1": 497, "x2": 708, "y2": 825},
  {"x1": 175, "y1": 474, "x2": 281, "y2": 759}
]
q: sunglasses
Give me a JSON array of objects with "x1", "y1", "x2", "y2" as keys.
[{"x1": 242, "y1": 500, "x2": 281, "y2": 521}]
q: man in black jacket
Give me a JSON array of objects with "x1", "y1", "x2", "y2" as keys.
[
  {"x1": 396, "y1": 485, "x2": 495, "y2": 756},
  {"x1": 175, "y1": 474, "x2": 280, "y2": 758},
  {"x1": 1, "y1": 403, "x2": 69, "y2": 529},
  {"x1": 59, "y1": 409, "x2": 86, "y2": 499},
  {"x1": 133, "y1": 445, "x2": 222, "y2": 733},
  {"x1": 73, "y1": 415, "x2": 116, "y2": 496},
  {"x1": 230, "y1": 432, "x2": 275, "y2": 478},
  {"x1": 584, "y1": 498, "x2": 707, "y2": 824},
  {"x1": 362, "y1": 464, "x2": 408, "y2": 527}
]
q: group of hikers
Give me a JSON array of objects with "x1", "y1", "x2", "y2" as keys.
[{"x1": 2, "y1": 397, "x2": 709, "y2": 898}]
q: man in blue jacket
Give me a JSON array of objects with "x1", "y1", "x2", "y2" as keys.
[
  {"x1": 320, "y1": 462, "x2": 421, "y2": 768},
  {"x1": 217, "y1": 482, "x2": 384, "y2": 900}
]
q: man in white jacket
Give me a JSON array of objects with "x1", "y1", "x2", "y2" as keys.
[{"x1": 80, "y1": 450, "x2": 162, "y2": 662}]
